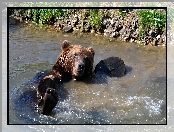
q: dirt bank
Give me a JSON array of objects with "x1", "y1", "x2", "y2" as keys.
[{"x1": 9, "y1": 8, "x2": 166, "y2": 46}]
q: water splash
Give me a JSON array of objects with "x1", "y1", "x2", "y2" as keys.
[{"x1": 124, "y1": 96, "x2": 164, "y2": 116}]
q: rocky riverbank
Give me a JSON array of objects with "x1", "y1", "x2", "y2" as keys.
[{"x1": 9, "y1": 9, "x2": 166, "y2": 46}]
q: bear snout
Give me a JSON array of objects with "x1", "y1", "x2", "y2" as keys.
[
  {"x1": 73, "y1": 61, "x2": 85, "y2": 77},
  {"x1": 78, "y1": 63, "x2": 85, "y2": 71}
]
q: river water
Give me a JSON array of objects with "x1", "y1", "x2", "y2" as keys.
[
  {"x1": 8, "y1": 20, "x2": 166, "y2": 125},
  {"x1": 3, "y1": 13, "x2": 174, "y2": 131}
]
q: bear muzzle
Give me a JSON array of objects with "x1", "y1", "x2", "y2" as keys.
[{"x1": 73, "y1": 62, "x2": 85, "y2": 77}]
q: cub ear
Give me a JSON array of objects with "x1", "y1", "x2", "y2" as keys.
[
  {"x1": 62, "y1": 40, "x2": 71, "y2": 51},
  {"x1": 88, "y1": 47, "x2": 95, "y2": 56}
]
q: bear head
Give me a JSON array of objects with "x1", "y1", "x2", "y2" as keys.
[{"x1": 56, "y1": 40, "x2": 95, "y2": 79}]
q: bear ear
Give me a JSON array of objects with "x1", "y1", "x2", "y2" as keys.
[
  {"x1": 88, "y1": 47, "x2": 95, "y2": 56},
  {"x1": 62, "y1": 40, "x2": 71, "y2": 51}
]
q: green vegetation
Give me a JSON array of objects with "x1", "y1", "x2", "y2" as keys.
[
  {"x1": 137, "y1": 9, "x2": 166, "y2": 40},
  {"x1": 138, "y1": 9, "x2": 166, "y2": 29},
  {"x1": 88, "y1": 9, "x2": 102, "y2": 30},
  {"x1": 25, "y1": 9, "x2": 68, "y2": 25}
]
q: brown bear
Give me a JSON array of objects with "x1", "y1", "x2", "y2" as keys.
[
  {"x1": 37, "y1": 40, "x2": 95, "y2": 114},
  {"x1": 20, "y1": 40, "x2": 127, "y2": 115}
]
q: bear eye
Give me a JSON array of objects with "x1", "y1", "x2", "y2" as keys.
[{"x1": 73, "y1": 53, "x2": 77, "y2": 58}]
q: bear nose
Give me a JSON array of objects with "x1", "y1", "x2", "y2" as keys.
[{"x1": 78, "y1": 64, "x2": 85, "y2": 70}]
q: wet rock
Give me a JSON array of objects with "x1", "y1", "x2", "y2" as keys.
[
  {"x1": 152, "y1": 38, "x2": 158, "y2": 46},
  {"x1": 55, "y1": 20, "x2": 63, "y2": 29},
  {"x1": 63, "y1": 25, "x2": 73, "y2": 32},
  {"x1": 94, "y1": 57, "x2": 126, "y2": 77},
  {"x1": 158, "y1": 34, "x2": 166, "y2": 46},
  {"x1": 83, "y1": 21, "x2": 91, "y2": 32},
  {"x1": 102, "y1": 18, "x2": 108, "y2": 26},
  {"x1": 71, "y1": 15, "x2": 79, "y2": 27}
]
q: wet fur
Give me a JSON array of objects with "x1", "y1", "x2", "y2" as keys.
[{"x1": 37, "y1": 40, "x2": 95, "y2": 114}]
